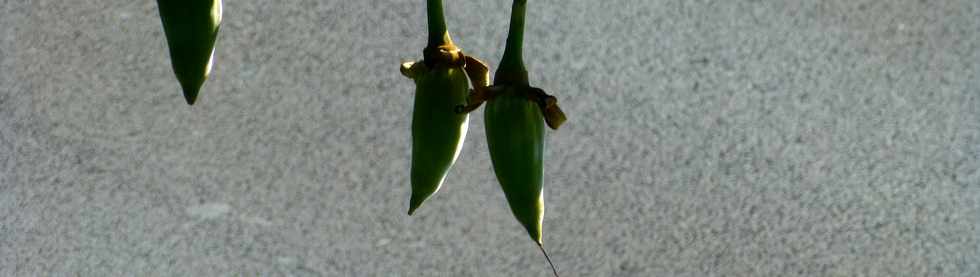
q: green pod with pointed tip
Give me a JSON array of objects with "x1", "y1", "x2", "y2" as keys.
[
  {"x1": 484, "y1": 86, "x2": 545, "y2": 245},
  {"x1": 402, "y1": 61, "x2": 470, "y2": 215},
  {"x1": 157, "y1": 0, "x2": 222, "y2": 105}
]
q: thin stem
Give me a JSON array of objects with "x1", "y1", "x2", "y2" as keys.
[
  {"x1": 538, "y1": 243, "x2": 560, "y2": 277},
  {"x1": 426, "y1": 0, "x2": 452, "y2": 48},
  {"x1": 496, "y1": 0, "x2": 528, "y2": 84}
]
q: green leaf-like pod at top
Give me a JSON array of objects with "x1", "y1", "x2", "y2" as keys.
[
  {"x1": 400, "y1": 57, "x2": 471, "y2": 215},
  {"x1": 157, "y1": 0, "x2": 222, "y2": 105},
  {"x1": 484, "y1": 86, "x2": 545, "y2": 245}
]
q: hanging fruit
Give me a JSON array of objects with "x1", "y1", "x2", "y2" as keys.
[
  {"x1": 455, "y1": 0, "x2": 565, "y2": 275},
  {"x1": 401, "y1": 0, "x2": 489, "y2": 215}
]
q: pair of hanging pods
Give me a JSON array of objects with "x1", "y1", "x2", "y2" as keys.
[{"x1": 402, "y1": 13, "x2": 566, "y2": 249}]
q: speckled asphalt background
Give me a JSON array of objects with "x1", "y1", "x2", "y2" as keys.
[{"x1": 3, "y1": 0, "x2": 980, "y2": 276}]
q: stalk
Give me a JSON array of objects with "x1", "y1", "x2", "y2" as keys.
[
  {"x1": 495, "y1": 0, "x2": 528, "y2": 85},
  {"x1": 427, "y1": 0, "x2": 453, "y2": 49}
]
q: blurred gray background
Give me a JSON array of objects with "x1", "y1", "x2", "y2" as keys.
[{"x1": 3, "y1": 0, "x2": 980, "y2": 276}]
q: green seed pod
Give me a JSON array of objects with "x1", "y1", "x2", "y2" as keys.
[
  {"x1": 484, "y1": 86, "x2": 545, "y2": 245},
  {"x1": 157, "y1": 0, "x2": 222, "y2": 105},
  {"x1": 400, "y1": 60, "x2": 470, "y2": 215}
]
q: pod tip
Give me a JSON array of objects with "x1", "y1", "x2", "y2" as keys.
[
  {"x1": 182, "y1": 89, "x2": 199, "y2": 105},
  {"x1": 407, "y1": 200, "x2": 421, "y2": 216}
]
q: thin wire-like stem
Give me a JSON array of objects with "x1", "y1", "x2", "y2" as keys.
[{"x1": 538, "y1": 243, "x2": 560, "y2": 277}]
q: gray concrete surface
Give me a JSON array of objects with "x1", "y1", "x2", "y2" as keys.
[{"x1": 3, "y1": 0, "x2": 980, "y2": 276}]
